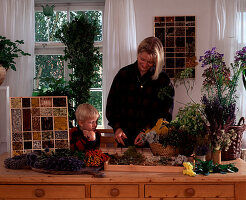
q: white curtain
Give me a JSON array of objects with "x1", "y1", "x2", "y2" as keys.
[
  {"x1": 102, "y1": 0, "x2": 137, "y2": 128},
  {"x1": 0, "y1": 0, "x2": 35, "y2": 97},
  {"x1": 212, "y1": 0, "x2": 246, "y2": 148}
]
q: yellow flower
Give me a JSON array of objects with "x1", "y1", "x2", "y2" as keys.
[
  {"x1": 144, "y1": 118, "x2": 169, "y2": 135},
  {"x1": 158, "y1": 126, "x2": 169, "y2": 135},
  {"x1": 183, "y1": 162, "x2": 196, "y2": 177}
]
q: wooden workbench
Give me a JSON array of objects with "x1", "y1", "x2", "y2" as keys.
[{"x1": 0, "y1": 152, "x2": 246, "y2": 199}]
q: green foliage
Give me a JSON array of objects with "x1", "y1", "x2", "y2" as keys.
[
  {"x1": 158, "y1": 84, "x2": 174, "y2": 102},
  {"x1": 33, "y1": 77, "x2": 70, "y2": 96},
  {"x1": 195, "y1": 159, "x2": 238, "y2": 175},
  {"x1": 161, "y1": 103, "x2": 208, "y2": 156},
  {"x1": 35, "y1": 11, "x2": 67, "y2": 42},
  {"x1": 173, "y1": 68, "x2": 195, "y2": 104},
  {"x1": 109, "y1": 146, "x2": 145, "y2": 165},
  {"x1": 55, "y1": 13, "x2": 101, "y2": 123},
  {"x1": 175, "y1": 103, "x2": 207, "y2": 136},
  {"x1": 0, "y1": 36, "x2": 31, "y2": 70}
]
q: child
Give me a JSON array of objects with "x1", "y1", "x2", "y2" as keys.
[{"x1": 70, "y1": 103, "x2": 101, "y2": 152}]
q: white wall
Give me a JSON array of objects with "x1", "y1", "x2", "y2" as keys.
[{"x1": 133, "y1": 0, "x2": 213, "y2": 118}]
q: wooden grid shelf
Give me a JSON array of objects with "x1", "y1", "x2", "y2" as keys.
[
  {"x1": 154, "y1": 16, "x2": 196, "y2": 78},
  {"x1": 10, "y1": 96, "x2": 69, "y2": 157}
]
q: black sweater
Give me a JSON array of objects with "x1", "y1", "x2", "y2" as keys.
[{"x1": 106, "y1": 61, "x2": 174, "y2": 146}]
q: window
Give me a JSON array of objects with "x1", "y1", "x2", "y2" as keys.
[{"x1": 34, "y1": 2, "x2": 104, "y2": 127}]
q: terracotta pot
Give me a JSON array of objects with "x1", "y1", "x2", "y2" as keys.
[
  {"x1": 0, "y1": 65, "x2": 7, "y2": 85},
  {"x1": 212, "y1": 150, "x2": 221, "y2": 164}
]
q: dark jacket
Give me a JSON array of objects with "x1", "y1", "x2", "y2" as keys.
[{"x1": 106, "y1": 61, "x2": 174, "y2": 146}]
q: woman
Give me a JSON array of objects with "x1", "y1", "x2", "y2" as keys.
[{"x1": 106, "y1": 36, "x2": 174, "y2": 147}]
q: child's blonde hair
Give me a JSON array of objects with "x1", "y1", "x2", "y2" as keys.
[{"x1": 75, "y1": 103, "x2": 99, "y2": 122}]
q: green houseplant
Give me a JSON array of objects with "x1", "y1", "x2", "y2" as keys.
[
  {"x1": 34, "y1": 13, "x2": 101, "y2": 125},
  {"x1": 0, "y1": 35, "x2": 30, "y2": 71},
  {"x1": 167, "y1": 103, "x2": 208, "y2": 156}
]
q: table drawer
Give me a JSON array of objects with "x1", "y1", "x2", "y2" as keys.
[
  {"x1": 145, "y1": 184, "x2": 234, "y2": 198},
  {"x1": 0, "y1": 185, "x2": 85, "y2": 199},
  {"x1": 91, "y1": 184, "x2": 139, "y2": 198}
]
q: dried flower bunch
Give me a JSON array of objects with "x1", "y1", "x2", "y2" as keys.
[
  {"x1": 141, "y1": 118, "x2": 169, "y2": 144},
  {"x1": 199, "y1": 47, "x2": 246, "y2": 150}
]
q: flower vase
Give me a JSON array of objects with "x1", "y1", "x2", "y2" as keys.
[{"x1": 212, "y1": 150, "x2": 221, "y2": 164}]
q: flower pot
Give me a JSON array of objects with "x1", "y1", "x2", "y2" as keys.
[
  {"x1": 212, "y1": 150, "x2": 221, "y2": 164},
  {"x1": 0, "y1": 65, "x2": 6, "y2": 85}
]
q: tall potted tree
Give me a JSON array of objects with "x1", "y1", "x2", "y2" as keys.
[{"x1": 55, "y1": 13, "x2": 101, "y2": 122}]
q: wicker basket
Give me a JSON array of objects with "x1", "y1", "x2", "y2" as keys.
[
  {"x1": 149, "y1": 143, "x2": 178, "y2": 157},
  {"x1": 222, "y1": 117, "x2": 246, "y2": 161}
]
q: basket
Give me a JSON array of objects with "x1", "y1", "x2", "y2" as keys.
[
  {"x1": 222, "y1": 117, "x2": 246, "y2": 161},
  {"x1": 149, "y1": 143, "x2": 178, "y2": 157}
]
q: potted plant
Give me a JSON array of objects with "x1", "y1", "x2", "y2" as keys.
[
  {"x1": 0, "y1": 35, "x2": 30, "y2": 85},
  {"x1": 54, "y1": 13, "x2": 100, "y2": 123},
  {"x1": 167, "y1": 103, "x2": 208, "y2": 156}
]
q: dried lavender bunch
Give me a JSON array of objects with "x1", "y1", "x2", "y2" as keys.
[
  {"x1": 4, "y1": 154, "x2": 28, "y2": 169},
  {"x1": 201, "y1": 95, "x2": 236, "y2": 133}
]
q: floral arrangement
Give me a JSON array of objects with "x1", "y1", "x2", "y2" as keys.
[
  {"x1": 85, "y1": 149, "x2": 109, "y2": 167},
  {"x1": 199, "y1": 46, "x2": 246, "y2": 150},
  {"x1": 141, "y1": 118, "x2": 169, "y2": 144}
]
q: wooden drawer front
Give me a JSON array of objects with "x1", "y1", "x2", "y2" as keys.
[
  {"x1": 145, "y1": 184, "x2": 234, "y2": 198},
  {"x1": 91, "y1": 184, "x2": 139, "y2": 198},
  {"x1": 0, "y1": 185, "x2": 85, "y2": 199}
]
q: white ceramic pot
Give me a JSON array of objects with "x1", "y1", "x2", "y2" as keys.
[{"x1": 0, "y1": 65, "x2": 7, "y2": 85}]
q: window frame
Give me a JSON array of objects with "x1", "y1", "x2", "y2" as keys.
[{"x1": 34, "y1": 2, "x2": 104, "y2": 128}]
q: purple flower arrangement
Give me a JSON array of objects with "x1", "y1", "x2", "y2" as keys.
[{"x1": 199, "y1": 47, "x2": 246, "y2": 150}]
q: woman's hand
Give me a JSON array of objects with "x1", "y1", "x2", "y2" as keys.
[
  {"x1": 134, "y1": 131, "x2": 145, "y2": 146},
  {"x1": 114, "y1": 128, "x2": 127, "y2": 146}
]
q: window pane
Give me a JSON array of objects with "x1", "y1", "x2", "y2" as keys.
[
  {"x1": 35, "y1": 55, "x2": 64, "y2": 89},
  {"x1": 35, "y1": 11, "x2": 67, "y2": 42},
  {"x1": 91, "y1": 53, "x2": 102, "y2": 88},
  {"x1": 88, "y1": 90, "x2": 102, "y2": 126},
  {"x1": 70, "y1": 10, "x2": 102, "y2": 41}
]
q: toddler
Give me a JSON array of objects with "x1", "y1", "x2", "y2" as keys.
[{"x1": 70, "y1": 103, "x2": 101, "y2": 152}]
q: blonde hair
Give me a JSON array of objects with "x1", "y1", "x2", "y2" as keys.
[
  {"x1": 75, "y1": 103, "x2": 99, "y2": 122},
  {"x1": 137, "y1": 37, "x2": 164, "y2": 80}
]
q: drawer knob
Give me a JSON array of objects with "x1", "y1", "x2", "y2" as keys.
[
  {"x1": 110, "y1": 188, "x2": 120, "y2": 197},
  {"x1": 184, "y1": 188, "x2": 195, "y2": 196},
  {"x1": 34, "y1": 188, "x2": 45, "y2": 197}
]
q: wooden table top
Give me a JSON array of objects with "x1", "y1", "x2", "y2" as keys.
[{"x1": 1, "y1": 152, "x2": 246, "y2": 184}]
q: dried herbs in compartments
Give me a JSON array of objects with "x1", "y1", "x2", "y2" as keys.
[
  {"x1": 10, "y1": 96, "x2": 69, "y2": 157},
  {"x1": 154, "y1": 15, "x2": 196, "y2": 79}
]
